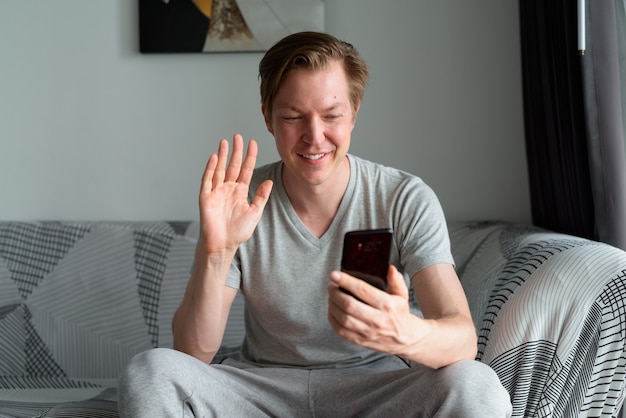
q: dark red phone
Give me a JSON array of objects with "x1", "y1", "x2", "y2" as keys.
[{"x1": 340, "y1": 229, "x2": 393, "y2": 291}]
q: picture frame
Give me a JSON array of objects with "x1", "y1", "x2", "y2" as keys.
[{"x1": 139, "y1": 0, "x2": 325, "y2": 53}]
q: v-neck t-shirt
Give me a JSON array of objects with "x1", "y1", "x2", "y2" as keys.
[{"x1": 226, "y1": 154, "x2": 453, "y2": 368}]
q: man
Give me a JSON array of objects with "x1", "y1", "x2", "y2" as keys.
[{"x1": 119, "y1": 31, "x2": 512, "y2": 417}]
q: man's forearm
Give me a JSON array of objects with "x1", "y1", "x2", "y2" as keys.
[
  {"x1": 401, "y1": 314, "x2": 478, "y2": 369},
  {"x1": 172, "y1": 247, "x2": 237, "y2": 363}
]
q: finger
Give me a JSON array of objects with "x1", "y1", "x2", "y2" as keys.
[
  {"x1": 335, "y1": 271, "x2": 380, "y2": 307},
  {"x1": 328, "y1": 305, "x2": 353, "y2": 335},
  {"x1": 225, "y1": 134, "x2": 244, "y2": 182},
  {"x1": 238, "y1": 138, "x2": 259, "y2": 185},
  {"x1": 249, "y1": 179, "x2": 273, "y2": 216},
  {"x1": 327, "y1": 292, "x2": 353, "y2": 330},
  {"x1": 327, "y1": 278, "x2": 376, "y2": 321},
  {"x1": 212, "y1": 139, "x2": 229, "y2": 189},
  {"x1": 200, "y1": 153, "x2": 218, "y2": 198},
  {"x1": 328, "y1": 308, "x2": 351, "y2": 338},
  {"x1": 327, "y1": 281, "x2": 349, "y2": 307},
  {"x1": 385, "y1": 265, "x2": 408, "y2": 298},
  {"x1": 327, "y1": 293, "x2": 372, "y2": 340}
]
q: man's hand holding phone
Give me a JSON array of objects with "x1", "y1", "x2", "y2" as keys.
[
  {"x1": 327, "y1": 229, "x2": 421, "y2": 356},
  {"x1": 327, "y1": 267, "x2": 417, "y2": 357}
]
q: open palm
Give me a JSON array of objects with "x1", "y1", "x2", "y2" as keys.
[{"x1": 198, "y1": 134, "x2": 273, "y2": 254}]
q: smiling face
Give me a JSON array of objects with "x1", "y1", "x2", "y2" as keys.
[{"x1": 263, "y1": 60, "x2": 359, "y2": 189}]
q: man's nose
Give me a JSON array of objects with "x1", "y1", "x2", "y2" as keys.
[{"x1": 302, "y1": 117, "x2": 324, "y2": 144}]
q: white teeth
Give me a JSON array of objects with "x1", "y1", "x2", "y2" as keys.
[{"x1": 301, "y1": 153, "x2": 325, "y2": 160}]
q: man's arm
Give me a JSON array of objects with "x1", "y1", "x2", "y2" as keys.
[
  {"x1": 172, "y1": 134, "x2": 272, "y2": 364},
  {"x1": 405, "y1": 263, "x2": 477, "y2": 367},
  {"x1": 327, "y1": 263, "x2": 477, "y2": 369},
  {"x1": 172, "y1": 248, "x2": 239, "y2": 364}
]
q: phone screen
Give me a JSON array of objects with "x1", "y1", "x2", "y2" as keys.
[{"x1": 340, "y1": 229, "x2": 393, "y2": 291}]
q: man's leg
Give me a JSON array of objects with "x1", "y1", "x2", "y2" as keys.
[
  {"x1": 309, "y1": 357, "x2": 512, "y2": 417},
  {"x1": 118, "y1": 348, "x2": 311, "y2": 418}
]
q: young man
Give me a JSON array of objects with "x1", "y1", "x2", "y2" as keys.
[{"x1": 119, "y1": 31, "x2": 512, "y2": 417}]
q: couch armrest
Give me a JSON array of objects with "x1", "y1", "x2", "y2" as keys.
[{"x1": 449, "y1": 221, "x2": 626, "y2": 416}]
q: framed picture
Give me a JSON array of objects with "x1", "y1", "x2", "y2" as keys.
[{"x1": 139, "y1": 0, "x2": 325, "y2": 53}]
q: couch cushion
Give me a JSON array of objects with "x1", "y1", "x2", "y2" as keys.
[{"x1": 0, "y1": 221, "x2": 197, "y2": 386}]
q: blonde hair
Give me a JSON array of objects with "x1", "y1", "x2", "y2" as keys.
[{"x1": 259, "y1": 32, "x2": 369, "y2": 120}]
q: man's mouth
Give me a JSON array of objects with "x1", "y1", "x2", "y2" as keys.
[{"x1": 299, "y1": 153, "x2": 326, "y2": 160}]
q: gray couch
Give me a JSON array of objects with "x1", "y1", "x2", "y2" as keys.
[{"x1": 0, "y1": 221, "x2": 624, "y2": 417}]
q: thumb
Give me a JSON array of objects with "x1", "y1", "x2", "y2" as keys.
[
  {"x1": 250, "y1": 180, "x2": 273, "y2": 215},
  {"x1": 386, "y1": 265, "x2": 408, "y2": 298}
]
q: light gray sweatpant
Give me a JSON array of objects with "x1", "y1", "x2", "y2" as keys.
[{"x1": 118, "y1": 348, "x2": 511, "y2": 417}]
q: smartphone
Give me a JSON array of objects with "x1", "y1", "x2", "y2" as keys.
[{"x1": 340, "y1": 228, "x2": 393, "y2": 292}]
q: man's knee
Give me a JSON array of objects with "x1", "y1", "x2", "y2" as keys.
[
  {"x1": 119, "y1": 348, "x2": 202, "y2": 403},
  {"x1": 118, "y1": 348, "x2": 201, "y2": 417},
  {"x1": 120, "y1": 348, "x2": 177, "y2": 387},
  {"x1": 431, "y1": 360, "x2": 512, "y2": 417}
]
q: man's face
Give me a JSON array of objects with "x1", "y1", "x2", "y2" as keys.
[{"x1": 263, "y1": 60, "x2": 358, "y2": 188}]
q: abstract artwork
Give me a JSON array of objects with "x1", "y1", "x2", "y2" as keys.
[{"x1": 139, "y1": 0, "x2": 325, "y2": 53}]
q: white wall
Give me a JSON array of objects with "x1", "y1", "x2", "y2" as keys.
[{"x1": 0, "y1": 0, "x2": 530, "y2": 223}]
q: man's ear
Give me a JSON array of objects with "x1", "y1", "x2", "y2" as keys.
[
  {"x1": 352, "y1": 101, "x2": 361, "y2": 125},
  {"x1": 261, "y1": 105, "x2": 274, "y2": 135}
]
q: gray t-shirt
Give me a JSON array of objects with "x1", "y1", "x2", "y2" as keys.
[{"x1": 226, "y1": 154, "x2": 453, "y2": 368}]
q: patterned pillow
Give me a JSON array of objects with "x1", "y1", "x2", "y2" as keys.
[{"x1": 0, "y1": 221, "x2": 196, "y2": 387}]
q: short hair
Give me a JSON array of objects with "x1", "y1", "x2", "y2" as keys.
[{"x1": 259, "y1": 31, "x2": 369, "y2": 120}]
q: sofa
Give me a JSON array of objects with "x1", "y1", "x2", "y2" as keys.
[{"x1": 0, "y1": 220, "x2": 624, "y2": 417}]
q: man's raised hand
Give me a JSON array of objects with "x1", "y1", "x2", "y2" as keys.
[{"x1": 198, "y1": 134, "x2": 273, "y2": 255}]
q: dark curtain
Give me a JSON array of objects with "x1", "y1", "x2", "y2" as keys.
[
  {"x1": 581, "y1": 0, "x2": 626, "y2": 250},
  {"x1": 520, "y1": 0, "x2": 626, "y2": 250}
]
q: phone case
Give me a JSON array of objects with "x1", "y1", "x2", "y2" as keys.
[{"x1": 341, "y1": 228, "x2": 393, "y2": 291}]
